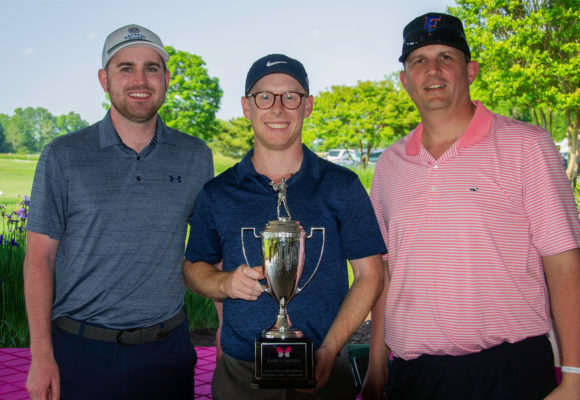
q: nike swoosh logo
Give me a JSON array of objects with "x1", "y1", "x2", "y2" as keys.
[{"x1": 266, "y1": 61, "x2": 287, "y2": 67}]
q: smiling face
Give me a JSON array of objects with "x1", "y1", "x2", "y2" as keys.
[
  {"x1": 98, "y1": 46, "x2": 170, "y2": 124},
  {"x1": 400, "y1": 44, "x2": 479, "y2": 116},
  {"x1": 242, "y1": 73, "x2": 313, "y2": 153}
]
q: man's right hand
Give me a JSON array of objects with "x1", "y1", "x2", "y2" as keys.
[
  {"x1": 26, "y1": 354, "x2": 60, "y2": 400},
  {"x1": 221, "y1": 265, "x2": 265, "y2": 300}
]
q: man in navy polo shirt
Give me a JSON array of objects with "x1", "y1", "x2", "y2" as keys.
[
  {"x1": 24, "y1": 24, "x2": 213, "y2": 399},
  {"x1": 182, "y1": 54, "x2": 386, "y2": 399}
]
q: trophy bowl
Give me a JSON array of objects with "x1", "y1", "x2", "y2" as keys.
[{"x1": 261, "y1": 217, "x2": 305, "y2": 338}]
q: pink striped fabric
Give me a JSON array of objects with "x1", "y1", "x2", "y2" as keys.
[{"x1": 370, "y1": 101, "x2": 580, "y2": 360}]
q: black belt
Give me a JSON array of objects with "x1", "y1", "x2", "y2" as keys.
[{"x1": 54, "y1": 309, "x2": 186, "y2": 345}]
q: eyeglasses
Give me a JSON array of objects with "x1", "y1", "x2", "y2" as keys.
[
  {"x1": 246, "y1": 91, "x2": 307, "y2": 110},
  {"x1": 404, "y1": 26, "x2": 466, "y2": 47}
]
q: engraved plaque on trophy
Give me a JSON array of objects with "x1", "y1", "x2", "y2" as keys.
[{"x1": 241, "y1": 177, "x2": 325, "y2": 388}]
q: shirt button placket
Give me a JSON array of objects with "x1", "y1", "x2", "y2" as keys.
[
  {"x1": 429, "y1": 162, "x2": 438, "y2": 193},
  {"x1": 133, "y1": 152, "x2": 145, "y2": 193}
]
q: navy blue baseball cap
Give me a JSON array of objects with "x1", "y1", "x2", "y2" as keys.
[
  {"x1": 245, "y1": 54, "x2": 309, "y2": 94},
  {"x1": 399, "y1": 13, "x2": 471, "y2": 63}
]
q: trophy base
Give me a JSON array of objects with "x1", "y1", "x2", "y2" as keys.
[{"x1": 252, "y1": 336, "x2": 315, "y2": 389}]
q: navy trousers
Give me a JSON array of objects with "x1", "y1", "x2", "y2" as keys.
[
  {"x1": 388, "y1": 335, "x2": 557, "y2": 400},
  {"x1": 53, "y1": 319, "x2": 196, "y2": 400}
]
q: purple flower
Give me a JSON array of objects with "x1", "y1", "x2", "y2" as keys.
[
  {"x1": 24, "y1": 196, "x2": 30, "y2": 206},
  {"x1": 10, "y1": 238, "x2": 18, "y2": 247},
  {"x1": 17, "y1": 206, "x2": 27, "y2": 220},
  {"x1": 0, "y1": 234, "x2": 3, "y2": 245}
]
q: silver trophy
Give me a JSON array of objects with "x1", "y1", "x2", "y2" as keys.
[{"x1": 242, "y1": 177, "x2": 325, "y2": 340}]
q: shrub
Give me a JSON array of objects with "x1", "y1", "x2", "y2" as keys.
[
  {"x1": 185, "y1": 292, "x2": 219, "y2": 331},
  {"x1": 0, "y1": 197, "x2": 29, "y2": 347}
]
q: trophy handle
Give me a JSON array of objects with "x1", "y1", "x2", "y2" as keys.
[
  {"x1": 241, "y1": 227, "x2": 262, "y2": 267},
  {"x1": 295, "y1": 227, "x2": 325, "y2": 295},
  {"x1": 241, "y1": 227, "x2": 270, "y2": 294}
]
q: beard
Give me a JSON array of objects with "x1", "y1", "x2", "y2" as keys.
[{"x1": 107, "y1": 83, "x2": 166, "y2": 124}]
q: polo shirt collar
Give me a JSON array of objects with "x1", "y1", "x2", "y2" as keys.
[
  {"x1": 235, "y1": 144, "x2": 320, "y2": 185},
  {"x1": 98, "y1": 110, "x2": 176, "y2": 149},
  {"x1": 406, "y1": 101, "x2": 493, "y2": 156}
]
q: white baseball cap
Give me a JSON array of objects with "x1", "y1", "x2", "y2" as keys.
[{"x1": 102, "y1": 24, "x2": 169, "y2": 68}]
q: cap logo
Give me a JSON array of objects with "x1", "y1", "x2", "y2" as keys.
[
  {"x1": 123, "y1": 26, "x2": 148, "y2": 42},
  {"x1": 266, "y1": 60, "x2": 287, "y2": 67},
  {"x1": 424, "y1": 16, "x2": 442, "y2": 32}
]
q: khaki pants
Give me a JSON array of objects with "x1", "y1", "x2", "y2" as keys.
[{"x1": 212, "y1": 348, "x2": 357, "y2": 400}]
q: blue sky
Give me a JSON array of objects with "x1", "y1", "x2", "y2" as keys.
[{"x1": 1, "y1": 0, "x2": 454, "y2": 124}]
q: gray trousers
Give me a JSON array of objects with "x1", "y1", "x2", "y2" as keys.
[{"x1": 212, "y1": 348, "x2": 357, "y2": 400}]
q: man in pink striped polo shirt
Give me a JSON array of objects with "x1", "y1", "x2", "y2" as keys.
[{"x1": 362, "y1": 12, "x2": 580, "y2": 400}]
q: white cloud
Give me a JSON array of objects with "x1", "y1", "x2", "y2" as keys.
[
  {"x1": 87, "y1": 32, "x2": 96, "y2": 40},
  {"x1": 23, "y1": 48, "x2": 35, "y2": 56}
]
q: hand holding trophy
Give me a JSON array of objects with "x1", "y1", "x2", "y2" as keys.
[{"x1": 241, "y1": 176, "x2": 325, "y2": 388}]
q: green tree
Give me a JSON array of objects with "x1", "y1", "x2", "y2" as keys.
[
  {"x1": 55, "y1": 111, "x2": 89, "y2": 136},
  {"x1": 3, "y1": 107, "x2": 55, "y2": 153},
  {"x1": 1, "y1": 108, "x2": 89, "y2": 153},
  {"x1": 451, "y1": 0, "x2": 579, "y2": 182},
  {"x1": 305, "y1": 77, "x2": 419, "y2": 168},
  {"x1": 212, "y1": 117, "x2": 254, "y2": 158},
  {"x1": 0, "y1": 115, "x2": 11, "y2": 152},
  {"x1": 158, "y1": 46, "x2": 223, "y2": 141}
]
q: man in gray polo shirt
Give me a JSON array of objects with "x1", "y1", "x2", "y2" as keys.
[{"x1": 23, "y1": 24, "x2": 213, "y2": 400}]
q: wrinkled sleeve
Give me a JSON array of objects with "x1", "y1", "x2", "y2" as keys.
[{"x1": 522, "y1": 131, "x2": 580, "y2": 255}]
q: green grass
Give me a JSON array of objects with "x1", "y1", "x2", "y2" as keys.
[
  {"x1": 0, "y1": 157, "x2": 37, "y2": 208},
  {"x1": 0, "y1": 154, "x2": 40, "y2": 161},
  {"x1": 214, "y1": 153, "x2": 238, "y2": 175},
  {"x1": 349, "y1": 165, "x2": 375, "y2": 190}
]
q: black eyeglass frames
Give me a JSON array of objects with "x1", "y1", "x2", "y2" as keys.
[{"x1": 246, "y1": 91, "x2": 307, "y2": 110}]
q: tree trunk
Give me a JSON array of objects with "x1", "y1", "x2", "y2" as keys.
[
  {"x1": 565, "y1": 109, "x2": 579, "y2": 186},
  {"x1": 532, "y1": 107, "x2": 539, "y2": 127},
  {"x1": 539, "y1": 108, "x2": 548, "y2": 131}
]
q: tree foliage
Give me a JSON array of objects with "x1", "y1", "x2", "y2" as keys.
[
  {"x1": 304, "y1": 76, "x2": 419, "y2": 168},
  {"x1": 450, "y1": 0, "x2": 579, "y2": 181},
  {"x1": 0, "y1": 116, "x2": 9, "y2": 152},
  {"x1": 158, "y1": 46, "x2": 223, "y2": 141},
  {"x1": 0, "y1": 108, "x2": 88, "y2": 153},
  {"x1": 55, "y1": 112, "x2": 89, "y2": 137},
  {"x1": 212, "y1": 117, "x2": 254, "y2": 158}
]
